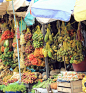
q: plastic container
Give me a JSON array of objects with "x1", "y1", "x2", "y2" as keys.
[
  {"x1": 72, "y1": 57, "x2": 86, "y2": 72},
  {"x1": 27, "y1": 0, "x2": 31, "y2": 2},
  {"x1": 5, "y1": 92, "x2": 15, "y2": 93}
]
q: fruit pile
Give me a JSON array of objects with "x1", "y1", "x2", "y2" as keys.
[
  {"x1": 24, "y1": 57, "x2": 32, "y2": 66},
  {"x1": 25, "y1": 53, "x2": 45, "y2": 67},
  {"x1": 0, "y1": 66, "x2": 13, "y2": 80},
  {"x1": 34, "y1": 48, "x2": 44, "y2": 58},
  {"x1": 51, "y1": 22, "x2": 85, "y2": 64},
  {"x1": 24, "y1": 29, "x2": 32, "y2": 42},
  {"x1": 1, "y1": 51, "x2": 14, "y2": 67},
  {"x1": 32, "y1": 25, "x2": 44, "y2": 48},
  {"x1": 42, "y1": 24, "x2": 53, "y2": 58},
  {"x1": 3, "y1": 78, "x2": 18, "y2": 85},
  {"x1": 70, "y1": 54, "x2": 84, "y2": 64},
  {"x1": 25, "y1": 45, "x2": 34, "y2": 54},
  {"x1": 3, "y1": 75, "x2": 12, "y2": 82},
  {"x1": 21, "y1": 72, "x2": 37, "y2": 84},
  {"x1": 28, "y1": 54, "x2": 42, "y2": 66},
  {"x1": 1, "y1": 30, "x2": 14, "y2": 40}
]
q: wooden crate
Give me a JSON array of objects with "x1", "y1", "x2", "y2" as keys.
[{"x1": 57, "y1": 80, "x2": 82, "y2": 93}]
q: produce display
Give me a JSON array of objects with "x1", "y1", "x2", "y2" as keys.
[
  {"x1": 0, "y1": 19, "x2": 86, "y2": 93},
  {"x1": 50, "y1": 22, "x2": 85, "y2": 64},
  {"x1": 31, "y1": 76, "x2": 58, "y2": 93}
]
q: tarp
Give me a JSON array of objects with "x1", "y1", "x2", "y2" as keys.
[
  {"x1": 0, "y1": 1, "x2": 9, "y2": 15},
  {"x1": 74, "y1": 0, "x2": 86, "y2": 22},
  {"x1": 8, "y1": 0, "x2": 29, "y2": 11},
  {"x1": 0, "y1": 0, "x2": 29, "y2": 16},
  {"x1": 31, "y1": 0, "x2": 76, "y2": 22},
  {"x1": 9, "y1": 12, "x2": 26, "y2": 17}
]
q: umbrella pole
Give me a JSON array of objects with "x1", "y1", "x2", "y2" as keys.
[
  {"x1": 42, "y1": 24, "x2": 49, "y2": 79},
  {"x1": 12, "y1": 0, "x2": 21, "y2": 82},
  {"x1": 64, "y1": 57, "x2": 66, "y2": 70}
]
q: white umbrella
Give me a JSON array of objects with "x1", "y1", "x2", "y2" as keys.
[
  {"x1": 31, "y1": 0, "x2": 76, "y2": 23},
  {"x1": 74, "y1": 0, "x2": 86, "y2": 22}
]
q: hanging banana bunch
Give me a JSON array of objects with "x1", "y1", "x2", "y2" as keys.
[{"x1": 42, "y1": 24, "x2": 53, "y2": 58}]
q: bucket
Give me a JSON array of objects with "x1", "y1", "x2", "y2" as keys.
[
  {"x1": 72, "y1": 57, "x2": 86, "y2": 72},
  {"x1": 5, "y1": 92, "x2": 15, "y2": 93}
]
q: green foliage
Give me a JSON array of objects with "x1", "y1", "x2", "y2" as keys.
[
  {"x1": 0, "y1": 85, "x2": 6, "y2": 90},
  {"x1": 3, "y1": 83, "x2": 26, "y2": 93}
]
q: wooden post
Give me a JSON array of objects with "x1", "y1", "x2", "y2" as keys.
[{"x1": 42, "y1": 24, "x2": 49, "y2": 79}]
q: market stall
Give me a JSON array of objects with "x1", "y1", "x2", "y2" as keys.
[{"x1": 0, "y1": 0, "x2": 86, "y2": 93}]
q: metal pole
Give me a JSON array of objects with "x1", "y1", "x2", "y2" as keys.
[
  {"x1": 12, "y1": 0, "x2": 21, "y2": 81},
  {"x1": 42, "y1": 24, "x2": 49, "y2": 79}
]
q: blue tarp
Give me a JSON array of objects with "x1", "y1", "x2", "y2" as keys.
[{"x1": 31, "y1": 0, "x2": 76, "y2": 21}]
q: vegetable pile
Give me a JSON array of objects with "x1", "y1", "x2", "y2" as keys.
[{"x1": 31, "y1": 78, "x2": 56, "y2": 93}]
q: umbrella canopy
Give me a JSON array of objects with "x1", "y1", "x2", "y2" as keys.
[
  {"x1": 74, "y1": 0, "x2": 86, "y2": 22},
  {"x1": 0, "y1": 0, "x2": 29, "y2": 16},
  {"x1": 31, "y1": 0, "x2": 76, "y2": 22}
]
